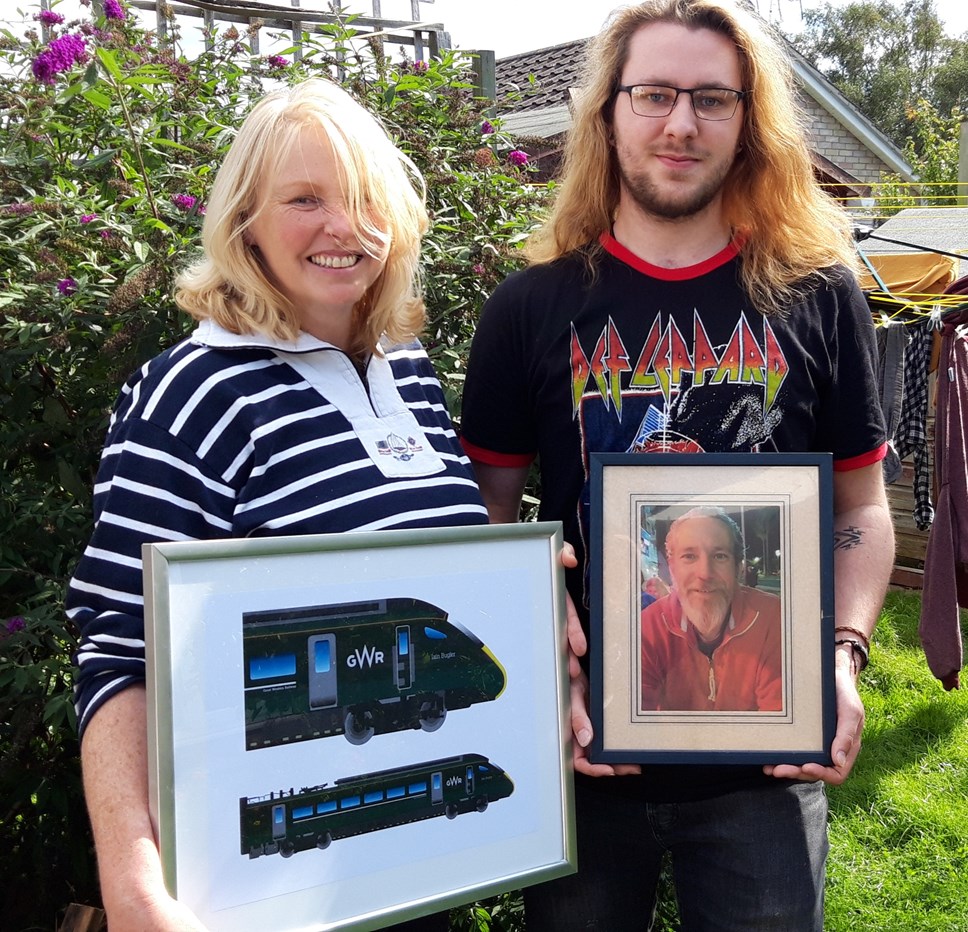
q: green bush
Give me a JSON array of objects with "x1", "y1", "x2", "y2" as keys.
[{"x1": 0, "y1": 4, "x2": 545, "y2": 928}]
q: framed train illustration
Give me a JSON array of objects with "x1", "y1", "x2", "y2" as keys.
[{"x1": 144, "y1": 523, "x2": 575, "y2": 931}]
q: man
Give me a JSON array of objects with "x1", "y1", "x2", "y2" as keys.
[
  {"x1": 460, "y1": 1, "x2": 893, "y2": 928},
  {"x1": 642, "y1": 507, "x2": 782, "y2": 712}
]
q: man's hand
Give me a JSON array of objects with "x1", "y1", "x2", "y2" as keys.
[
  {"x1": 570, "y1": 661, "x2": 642, "y2": 777},
  {"x1": 763, "y1": 649, "x2": 863, "y2": 785},
  {"x1": 560, "y1": 543, "x2": 640, "y2": 777}
]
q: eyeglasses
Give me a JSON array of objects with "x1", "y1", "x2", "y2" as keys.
[{"x1": 616, "y1": 84, "x2": 747, "y2": 121}]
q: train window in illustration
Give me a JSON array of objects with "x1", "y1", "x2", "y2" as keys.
[{"x1": 242, "y1": 598, "x2": 507, "y2": 750}]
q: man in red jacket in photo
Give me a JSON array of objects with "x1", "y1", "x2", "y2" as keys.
[{"x1": 640, "y1": 507, "x2": 782, "y2": 712}]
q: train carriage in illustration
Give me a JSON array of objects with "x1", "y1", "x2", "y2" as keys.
[
  {"x1": 243, "y1": 597, "x2": 507, "y2": 749},
  {"x1": 240, "y1": 753, "x2": 514, "y2": 858}
]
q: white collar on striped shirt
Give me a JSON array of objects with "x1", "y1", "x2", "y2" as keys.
[{"x1": 191, "y1": 318, "x2": 353, "y2": 355}]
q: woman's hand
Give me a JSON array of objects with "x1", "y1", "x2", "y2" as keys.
[{"x1": 106, "y1": 888, "x2": 207, "y2": 932}]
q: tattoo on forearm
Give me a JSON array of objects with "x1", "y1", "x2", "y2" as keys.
[{"x1": 834, "y1": 526, "x2": 865, "y2": 551}]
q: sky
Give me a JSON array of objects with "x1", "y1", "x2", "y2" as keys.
[
  {"x1": 418, "y1": 0, "x2": 968, "y2": 58},
  {"x1": 6, "y1": 0, "x2": 968, "y2": 58},
  {"x1": 378, "y1": 0, "x2": 968, "y2": 57}
]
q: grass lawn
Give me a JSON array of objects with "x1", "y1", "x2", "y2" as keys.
[{"x1": 824, "y1": 590, "x2": 968, "y2": 931}]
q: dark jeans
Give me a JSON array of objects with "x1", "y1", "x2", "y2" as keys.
[{"x1": 524, "y1": 778, "x2": 828, "y2": 932}]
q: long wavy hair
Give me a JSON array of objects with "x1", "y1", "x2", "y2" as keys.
[
  {"x1": 526, "y1": 0, "x2": 859, "y2": 314},
  {"x1": 175, "y1": 78, "x2": 428, "y2": 353}
]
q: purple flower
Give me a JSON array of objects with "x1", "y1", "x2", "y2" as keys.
[
  {"x1": 104, "y1": 0, "x2": 126, "y2": 20},
  {"x1": 410, "y1": 59, "x2": 429, "y2": 74},
  {"x1": 171, "y1": 193, "x2": 197, "y2": 211},
  {"x1": 481, "y1": 120, "x2": 495, "y2": 135},
  {"x1": 57, "y1": 277, "x2": 78, "y2": 295},
  {"x1": 472, "y1": 263, "x2": 485, "y2": 275},
  {"x1": 507, "y1": 149, "x2": 529, "y2": 167},
  {"x1": 80, "y1": 213, "x2": 98, "y2": 224},
  {"x1": 266, "y1": 55, "x2": 288, "y2": 70},
  {"x1": 5, "y1": 616, "x2": 26, "y2": 634},
  {"x1": 35, "y1": 10, "x2": 65, "y2": 25},
  {"x1": 5, "y1": 203, "x2": 35, "y2": 215},
  {"x1": 32, "y1": 33, "x2": 87, "y2": 84},
  {"x1": 100, "y1": 229, "x2": 112, "y2": 239}
]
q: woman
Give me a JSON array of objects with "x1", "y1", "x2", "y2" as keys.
[{"x1": 67, "y1": 78, "x2": 488, "y2": 931}]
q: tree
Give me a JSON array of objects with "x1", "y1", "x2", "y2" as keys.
[{"x1": 789, "y1": 0, "x2": 968, "y2": 152}]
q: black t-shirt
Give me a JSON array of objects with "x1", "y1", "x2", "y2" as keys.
[{"x1": 461, "y1": 234, "x2": 886, "y2": 801}]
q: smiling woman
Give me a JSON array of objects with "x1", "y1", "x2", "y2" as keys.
[
  {"x1": 177, "y1": 79, "x2": 429, "y2": 356},
  {"x1": 66, "y1": 77, "x2": 487, "y2": 932}
]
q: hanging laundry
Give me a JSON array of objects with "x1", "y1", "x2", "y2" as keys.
[{"x1": 919, "y1": 279, "x2": 968, "y2": 690}]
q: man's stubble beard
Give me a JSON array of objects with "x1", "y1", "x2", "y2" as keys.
[{"x1": 617, "y1": 152, "x2": 735, "y2": 221}]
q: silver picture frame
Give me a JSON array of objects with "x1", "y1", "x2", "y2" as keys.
[{"x1": 144, "y1": 522, "x2": 575, "y2": 931}]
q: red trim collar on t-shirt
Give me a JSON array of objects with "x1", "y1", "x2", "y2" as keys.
[{"x1": 599, "y1": 230, "x2": 741, "y2": 281}]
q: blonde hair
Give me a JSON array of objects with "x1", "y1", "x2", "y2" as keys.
[
  {"x1": 527, "y1": 0, "x2": 859, "y2": 314},
  {"x1": 175, "y1": 78, "x2": 428, "y2": 353}
]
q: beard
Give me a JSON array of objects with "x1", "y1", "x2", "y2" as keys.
[
  {"x1": 617, "y1": 150, "x2": 735, "y2": 221},
  {"x1": 680, "y1": 589, "x2": 732, "y2": 642}
]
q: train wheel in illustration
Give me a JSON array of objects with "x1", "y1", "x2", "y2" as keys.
[
  {"x1": 418, "y1": 695, "x2": 447, "y2": 733},
  {"x1": 315, "y1": 831, "x2": 333, "y2": 850},
  {"x1": 445, "y1": 803, "x2": 459, "y2": 820},
  {"x1": 475, "y1": 796, "x2": 488, "y2": 813},
  {"x1": 344, "y1": 707, "x2": 375, "y2": 745},
  {"x1": 280, "y1": 840, "x2": 295, "y2": 858}
]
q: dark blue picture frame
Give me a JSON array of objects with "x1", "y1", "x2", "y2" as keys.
[{"x1": 588, "y1": 452, "x2": 835, "y2": 766}]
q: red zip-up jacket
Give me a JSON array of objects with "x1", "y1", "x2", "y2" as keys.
[{"x1": 640, "y1": 586, "x2": 783, "y2": 712}]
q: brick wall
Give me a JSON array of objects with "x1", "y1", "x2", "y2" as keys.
[{"x1": 798, "y1": 93, "x2": 895, "y2": 183}]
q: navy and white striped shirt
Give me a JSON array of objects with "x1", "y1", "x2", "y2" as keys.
[{"x1": 68, "y1": 322, "x2": 487, "y2": 738}]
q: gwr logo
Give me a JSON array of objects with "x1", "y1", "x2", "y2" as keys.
[
  {"x1": 346, "y1": 645, "x2": 386, "y2": 669},
  {"x1": 446, "y1": 775, "x2": 463, "y2": 787}
]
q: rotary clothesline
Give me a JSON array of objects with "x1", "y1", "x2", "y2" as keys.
[
  {"x1": 867, "y1": 291, "x2": 966, "y2": 326},
  {"x1": 856, "y1": 228, "x2": 968, "y2": 326}
]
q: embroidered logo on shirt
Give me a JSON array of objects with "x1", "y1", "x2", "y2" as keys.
[{"x1": 376, "y1": 432, "x2": 424, "y2": 461}]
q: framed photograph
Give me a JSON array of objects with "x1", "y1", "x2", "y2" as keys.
[
  {"x1": 588, "y1": 453, "x2": 835, "y2": 766},
  {"x1": 144, "y1": 522, "x2": 575, "y2": 931}
]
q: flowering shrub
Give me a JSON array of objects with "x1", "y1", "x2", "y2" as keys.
[
  {"x1": 35, "y1": 9, "x2": 64, "y2": 26},
  {"x1": 104, "y1": 0, "x2": 127, "y2": 21},
  {"x1": 30, "y1": 32, "x2": 87, "y2": 82},
  {"x1": 170, "y1": 192, "x2": 199, "y2": 211},
  {"x1": 1, "y1": 3, "x2": 544, "y2": 928}
]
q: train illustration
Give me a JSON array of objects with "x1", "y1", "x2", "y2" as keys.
[
  {"x1": 243, "y1": 597, "x2": 507, "y2": 750},
  {"x1": 240, "y1": 753, "x2": 514, "y2": 858}
]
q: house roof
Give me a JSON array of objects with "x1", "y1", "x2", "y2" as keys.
[
  {"x1": 497, "y1": 38, "x2": 589, "y2": 112},
  {"x1": 783, "y1": 44, "x2": 913, "y2": 181},
  {"x1": 496, "y1": 34, "x2": 914, "y2": 181}
]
